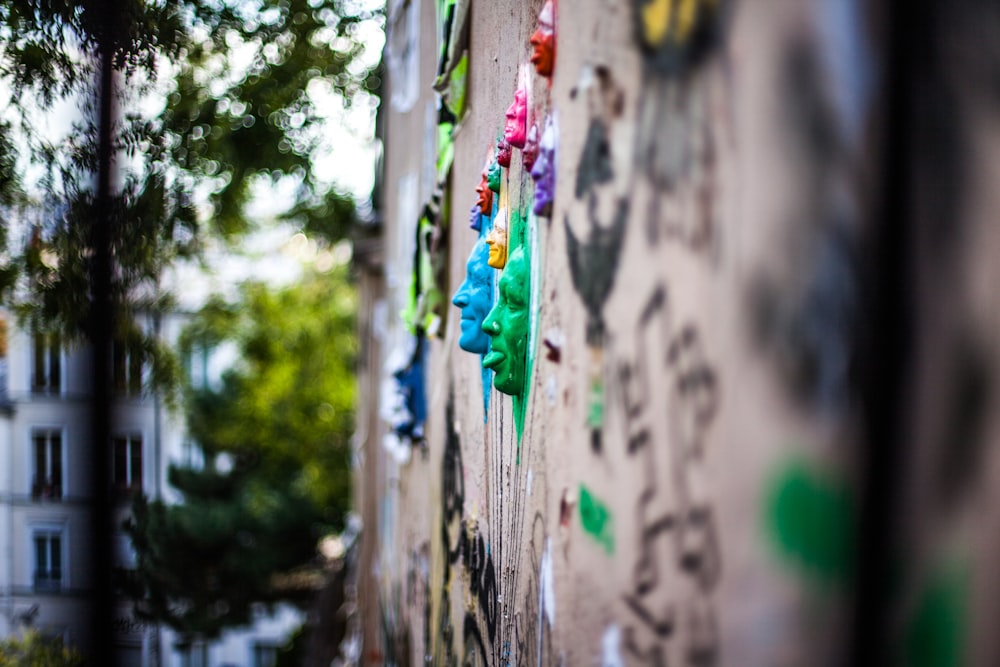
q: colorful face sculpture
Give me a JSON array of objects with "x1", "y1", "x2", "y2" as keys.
[
  {"x1": 475, "y1": 171, "x2": 493, "y2": 215},
  {"x1": 451, "y1": 238, "x2": 493, "y2": 354},
  {"x1": 496, "y1": 138, "x2": 512, "y2": 168},
  {"x1": 486, "y1": 210, "x2": 508, "y2": 268},
  {"x1": 530, "y1": 116, "x2": 557, "y2": 216},
  {"x1": 529, "y1": 0, "x2": 556, "y2": 78},
  {"x1": 482, "y1": 246, "x2": 530, "y2": 396},
  {"x1": 469, "y1": 203, "x2": 482, "y2": 231},
  {"x1": 487, "y1": 158, "x2": 501, "y2": 192},
  {"x1": 503, "y1": 89, "x2": 528, "y2": 149},
  {"x1": 522, "y1": 123, "x2": 540, "y2": 172}
]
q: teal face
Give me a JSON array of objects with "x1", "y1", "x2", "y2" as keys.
[
  {"x1": 482, "y1": 246, "x2": 530, "y2": 396},
  {"x1": 487, "y1": 158, "x2": 501, "y2": 193},
  {"x1": 451, "y1": 239, "x2": 493, "y2": 354}
]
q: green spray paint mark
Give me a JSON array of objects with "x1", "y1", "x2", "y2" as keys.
[
  {"x1": 579, "y1": 484, "x2": 614, "y2": 555},
  {"x1": 447, "y1": 53, "x2": 468, "y2": 118},
  {"x1": 764, "y1": 459, "x2": 855, "y2": 587},
  {"x1": 904, "y1": 563, "x2": 968, "y2": 667},
  {"x1": 587, "y1": 378, "x2": 604, "y2": 429}
]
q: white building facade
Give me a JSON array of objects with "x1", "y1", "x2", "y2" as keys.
[
  {"x1": 0, "y1": 314, "x2": 301, "y2": 666},
  {"x1": 0, "y1": 320, "x2": 154, "y2": 660}
]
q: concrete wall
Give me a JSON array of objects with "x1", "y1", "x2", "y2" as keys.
[{"x1": 359, "y1": 0, "x2": 1000, "y2": 664}]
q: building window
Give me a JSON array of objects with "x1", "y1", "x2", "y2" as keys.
[
  {"x1": 32, "y1": 430, "x2": 63, "y2": 500},
  {"x1": 31, "y1": 332, "x2": 61, "y2": 394},
  {"x1": 181, "y1": 440, "x2": 204, "y2": 470},
  {"x1": 33, "y1": 529, "x2": 63, "y2": 592},
  {"x1": 113, "y1": 434, "x2": 143, "y2": 496},
  {"x1": 186, "y1": 344, "x2": 209, "y2": 391},
  {"x1": 114, "y1": 534, "x2": 137, "y2": 569},
  {"x1": 253, "y1": 643, "x2": 278, "y2": 667},
  {"x1": 176, "y1": 642, "x2": 207, "y2": 667},
  {"x1": 113, "y1": 339, "x2": 143, "y2": 397}
]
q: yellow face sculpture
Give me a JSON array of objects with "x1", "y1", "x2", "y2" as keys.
[{"x1": 485, "y1": 211, "x2": 508, "y2": 269}]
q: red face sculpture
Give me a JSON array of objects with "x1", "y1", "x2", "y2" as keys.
[
  {"x1": 496, "y1": 138, "x2": 513, "y2": 167},
  {"x1": 475, "y1": 171, "x2": 493, "y2": 215},
  {"x1": 529, "y1": 0, "x2": 555, "y2": 78},
  {"x1": 503, "y1": 89, "x2": 528, "y2": 149}
]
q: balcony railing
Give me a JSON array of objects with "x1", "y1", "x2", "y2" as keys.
[
  {"x1": 114, "y1": 480, "x2": 143, "y2": 501},
  {"x1": 33, "y1": 569, "x2": 62, "y2": 592},
  {"x1": 31, "y1": 478, "x2": 62, "y2": 501}
]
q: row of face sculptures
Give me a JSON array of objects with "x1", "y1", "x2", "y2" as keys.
[
  {"x1": 452, "y1": 237, "x2": 531, "y2": 397},
  {"x1": 452, "y1": 224, "x2": 535, "y2": 403},
  {"x1": 451, "y1": 1, "x2": 556, "y2": 399}
]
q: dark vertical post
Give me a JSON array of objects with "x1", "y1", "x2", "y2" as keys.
[
  {"x1": 90, "y1": 0, "x2": 117, "y2": 663},
  {"x1": 850, "y1": 0, "x2": 920, "y2": 663}
]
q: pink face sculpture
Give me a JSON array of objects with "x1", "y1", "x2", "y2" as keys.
[
  {"x1": 522, "y1": 123, "x2": 540, "y2": 172},
  {"x1": 529, "y1": 0, "x2": 556, "y2": 78},
  {"x1": 496, "y1": 137, "x2": 512, "y2": 168},
  {"x1": 503, "y1": 89, "x2": 528, "y2": 149}
]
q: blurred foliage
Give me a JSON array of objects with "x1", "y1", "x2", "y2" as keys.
[
  {"x1": 0, "y1": 0, "x2": 379, "y2": 392},
  {"x1": 0, "y1": 630, "x2": 84, "y2": 667},
  {"x1": 122, "y1": 268, "x2": 356, "y2": 638}
]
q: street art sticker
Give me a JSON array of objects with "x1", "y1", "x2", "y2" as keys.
[{"x1": 566, "y1": 102, "x2": 628, "y2": 453}]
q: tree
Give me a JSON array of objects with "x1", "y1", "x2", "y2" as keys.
[
  {"x1": 0, "y1": 630, "x2": 84, "y2": 667},
  {"x1": 0, "y1": 0, "x2": 380, "y2": 389},
  {"x1": 122, "y1": 266, "x2": 357, "y2": 638}
]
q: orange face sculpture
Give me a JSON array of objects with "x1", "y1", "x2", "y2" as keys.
[
  {"x1": 529, "y1": 0, "x2": 556, "y2": 78},
  {"x1": 475, "y1": 171, "x2": 493, "y2": 215}
]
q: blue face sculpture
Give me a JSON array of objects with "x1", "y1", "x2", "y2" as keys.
[{"x1": 451, "y1": 238, "x2": 493, "y2": 354}]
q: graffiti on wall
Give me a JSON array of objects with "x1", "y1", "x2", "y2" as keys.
[{"x1": 605, "y1": 283, "x2": 722, "y2": 665}]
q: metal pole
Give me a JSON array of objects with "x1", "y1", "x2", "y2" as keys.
[{"x1": 89, "y1": 0, "x2": 117, "y2": 662}]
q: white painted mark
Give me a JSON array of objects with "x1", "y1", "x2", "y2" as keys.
[
  {"x1": 542, "y1": 539, "x2": 556, "y2": 628},
  {"x1": 545, "y1": 375, "x2": 557, "y2": 404},
  {"x1": 602, "y1": 624, "x2": 624, "y2": 667}
]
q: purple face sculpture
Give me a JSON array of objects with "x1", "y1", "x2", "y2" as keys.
[
  {"x1": 496, "y1": 138, "x2": 512, "y2": 168},
  {"x1": 522, "y1": 123, "x2": 540, "y2": 172},
  {"x1": 469, "y1": 203, "x2": 483, "y2": 231},
  {"x1": 530, "y1": 116, "x2": 557, "y2": 216},
  {"x1": 503, "y1": 89, "x2": 528, "y2": 149}
]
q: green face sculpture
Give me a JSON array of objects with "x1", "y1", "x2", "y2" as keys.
[
  {"x1": 482, "y1": 246, "x2": 530, "y2": 396},
  {"x1": 487, "y1": 158, "x2": 501, "y2": 193}
]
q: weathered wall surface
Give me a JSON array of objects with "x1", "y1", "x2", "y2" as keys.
[{"x1": 356, "y1": 0, "x2": 1000, "y2": 664}]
